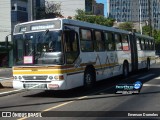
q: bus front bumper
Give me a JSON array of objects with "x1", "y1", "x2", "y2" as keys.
[{"x1": 13, "y1": 80, "x2": 67, "y2": 90}]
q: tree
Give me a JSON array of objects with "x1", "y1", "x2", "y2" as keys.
[
  {"x1": 154, "y1": 30, "x2": 160, "y2": 52},
  {"x1": 35, "y1": 1, "x2": 62, "y2": 20},
  {"x1": 45, "y1": 1, "x2": 62, "y2": 18},
  {"x1": 142, "y1": 25, "x2": 150, "y2": 35},
  {"x1": 74, "y1": 9, "x2": 115, "y2": 27},
  {"x1": 118, "y1": 22, "x2": 134, "y2": 31},
  {"x1": 142, "y1": 25, "x2": 160, "y2": 51}
]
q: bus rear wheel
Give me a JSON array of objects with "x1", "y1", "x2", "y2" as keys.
[{"x1": 84, "y1": 68, "x2": 95, "y2": 89}]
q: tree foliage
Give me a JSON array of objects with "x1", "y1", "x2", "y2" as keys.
[
  {"x1": 118, "y1": 22, "x2": 134, "y2": 31},
  {"x1": 74, "y1": 9, "x2": 115, "y2": 27},
  {"x1": 142, "y1": 25, "x2": 150, "y2": 35},
  {"x1": 142, "y1": 25, "x2": 160, "y2": 51},
  {"x1": 142, "y1": 25, "x2": 160, "y2": 44},
  {"x1": 35, "y1": 1, "x2": 62, "y2": 20}
]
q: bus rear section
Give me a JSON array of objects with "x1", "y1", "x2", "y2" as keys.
[{"x1": 134, "y1": 34, "x2": 155, "y2": 71}]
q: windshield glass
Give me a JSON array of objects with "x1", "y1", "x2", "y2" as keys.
[{"x1": 13, "y1": 30, "x2": 64, "y2": 65}]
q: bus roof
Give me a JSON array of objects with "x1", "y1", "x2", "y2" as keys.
[
  {"x1": 14, "y1": 18, "x2": 131, "y2": 34},
  {"x1": 14, "y1": 18, "x2": 154, "y2": 40},
  {"x1": 61, "y1": 19, "x2": 130, "y2": 34}
]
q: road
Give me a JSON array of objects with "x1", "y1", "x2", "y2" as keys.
[{"x1": 0, "y1": 63, "x2": 160, "y2": 120}]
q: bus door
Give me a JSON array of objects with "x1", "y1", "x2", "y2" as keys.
[
  {"x1": 63, "y1": 29, "x2": 80, "y2": 65},
  {"x1": 130, "y1": 33, "x2": 138, "y2": 72}
]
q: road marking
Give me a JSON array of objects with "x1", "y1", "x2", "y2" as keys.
[
  {"x1": 138, "y1": 74, "x2": 154, "y2": 80},
  {"x1": 155, "y1": 76, "x2": 160, "y2": 79},
  {"x1": 0, "y1": 89, "x2": 26, "y2": 97},
  {"x1": 77, "y1": 96, "x2": 88, "y2": 100},
  {"x1": 0, "y1": 77, "x2": 13, "y2": 81},
  {"x1": 43, "y1": 101, "x2": 74, "y2": 112},
  {"x1": 143, "y1": 84, "x2": 160, "y2": 87}
]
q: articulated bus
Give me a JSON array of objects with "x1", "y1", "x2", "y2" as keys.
[{"x1": 12, "y1": 18, "x2": 155, "y2": 90}]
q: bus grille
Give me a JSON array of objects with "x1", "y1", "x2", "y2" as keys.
[
  {"x1": 23, "y1": 76, "x2": 48, "y2": 80},
  {"x1": 24, "y1": 84, "x2": 47, "y2": 89}
]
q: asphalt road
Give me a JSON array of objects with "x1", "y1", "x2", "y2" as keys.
[{"x1": 0, "y1": 63, "x2": 160, "y2": 120}]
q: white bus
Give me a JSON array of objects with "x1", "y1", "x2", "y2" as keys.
[{"x1": 12, "y1": 18, "x2": 155, "y2": 90}]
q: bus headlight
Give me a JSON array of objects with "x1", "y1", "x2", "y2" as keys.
[
  {"x1": 54, "y1": 75, "x2": 64, "y2": 81},
  {"x1": 14, "y1": 76, "x2": 17, "y2": 80},
  {"x1": 19, "y1": 76, "x2": 22, "y2": 80},
  {"x1": 49, "y1": 76, "x2": 53, "y2": 80}
]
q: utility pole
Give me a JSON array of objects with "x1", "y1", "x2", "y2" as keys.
[
  {"x1": 139, "y1": 0, "x2": 142, "y2": 34},
  {"x1": 30, "y1": 0, "x2": 33, "y2": 21},
  {"x1": 148, "y1": 0, "x2": 152, "y2": 36}
]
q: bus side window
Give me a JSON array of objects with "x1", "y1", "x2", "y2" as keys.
[
  {"x1": 104, "y1": 32, "x2": 115, "y2": 51},
  {"x1": 121, "y1": 34, "x2": 129, "y2": 51},
  {"x1": 145, "y1": 39, "x2": 149, "y2": 50},
  {"x1": 94, "y1": 31, "x2": 105, "y2": 51},
  {"x1": 80, "y1": 29, "x2": 94, "y2": 52},
  {"x1": 151, "y1": 41, "x2": 154, "y2": 50},
  {"x1": 115, "y1": 34, "x2": 122, "y2": 51},
  {"x1": 64, "y1": 30, "x2": 79, "y2": 64},
  {"x1": 136, "y1": 38, "x2": 141, "y2": 50},
  {"x1": 140, "y1": 38, "x2": 145, "y2": 50},
  {"x1": 152, "y1": 40, "x2": 155, "y2": 50}
]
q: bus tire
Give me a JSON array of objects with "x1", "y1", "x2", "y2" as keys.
[
  {"x1": 84, "y1": 68, "x2": 95, "y2": 89},
  {"x1": 123, "y1": 62, "x2": 129, "y2": 78},
  {"x1": 145, "y1": 59, "x2": 150, "y2": 71}
]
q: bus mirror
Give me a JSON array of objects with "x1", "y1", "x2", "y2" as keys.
[{"x1": 44, "y1": 29, "x2": 49, "y2": 35}]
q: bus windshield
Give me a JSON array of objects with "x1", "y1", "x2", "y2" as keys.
[{"x1": 13, "y1": 30, "x2": 64, "y2": 65}]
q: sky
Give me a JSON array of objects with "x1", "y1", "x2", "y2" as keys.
[{"x1": 96, "y1": 0, "x2": 108, "y2": 17}]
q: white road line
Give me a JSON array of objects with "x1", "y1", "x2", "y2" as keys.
[
  {"x1": 155, "y1": 76, "x2": 160, "y2": 79},
  {"x1": 0, "y1": 89, "x2": 26, "y2": 97},
  {"x1": 143, "y1": 84, "x2": 160, "y2": 87},
  {"x1": 0, "y1": 77, "x2": 13, "y2": 81},
  {"x1": 138, "y1": 74, "x2": 154, "y2": 80}
]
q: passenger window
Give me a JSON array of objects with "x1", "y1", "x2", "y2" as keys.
[
  {"x1": 145, "y1": 40, "x2": 149, "y2": 50},
  {"x1": 140, "y1": 39, "x2": 145, "y2": 50},
  {"x1": 151, "y1": 41, "x2": 155, "y2": 50},
  {"x1": 121, "y1": 34, "x2": 129, "y2": 51},
  {"x1": 94, "y1": 31, "x2": 105, "y2": 51},
  {"x1": 104, "y1": 32, "x2": 115, "y2": 51},
  {"x1": 115, "y1": 34, "x2": 122, "y2": 50},
  {"x1": 136, "y1": 38, "x2": 141, "y2": 50},
  {"x1": 148, "y1": 40, "x2": 151, "y2": 50},
  {"x1": 80, "y1": 29, "x2": 94, "y2": 52}
]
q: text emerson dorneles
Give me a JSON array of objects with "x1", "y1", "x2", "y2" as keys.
[{"x1": 128, "y1": 112, "x2": 158, "y2": 117}]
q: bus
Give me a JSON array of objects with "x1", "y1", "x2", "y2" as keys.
[{"x1": 12, "y1": 18, "x2": 155, "y2": 90}]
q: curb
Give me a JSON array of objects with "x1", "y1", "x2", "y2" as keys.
[{"x1": 0, "y1": 89, "x2": 27, "y2": 97}]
